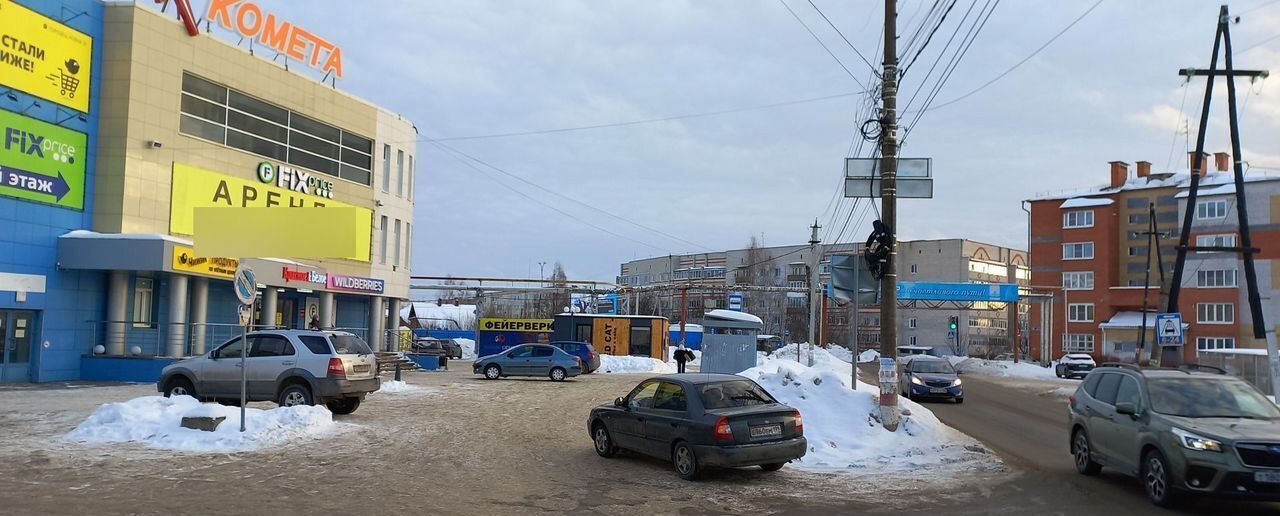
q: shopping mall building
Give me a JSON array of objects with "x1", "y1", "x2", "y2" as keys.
[{"x1": 0, "y1": 0, "x2": 418, "y2": 382}]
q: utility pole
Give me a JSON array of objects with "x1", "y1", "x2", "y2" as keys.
[
  {"x1": 1135, "y1": 202, "x2": 1170, "y2": 365},
  {"x1": 807, "y1": 221, "x2": 821, "y2": 367},
  {"x1": 877, "y1": 0, "x2": 901, "y2": 432}
]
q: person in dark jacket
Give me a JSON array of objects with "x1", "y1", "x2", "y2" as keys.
[{"x1": 674, "y1": 346, "x2": 691, "y2": 373}]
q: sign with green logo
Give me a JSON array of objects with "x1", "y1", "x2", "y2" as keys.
[{"x1": 0, "y1": 109, "x2": 86, "y2": 210}]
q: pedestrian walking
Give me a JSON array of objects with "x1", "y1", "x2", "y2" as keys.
[
  {"x1": 309, "y1": 316, "x2": 322, "y2": 330},
  {"x1": 675, "y1": 345, "x2": 690, "y2": 374}
]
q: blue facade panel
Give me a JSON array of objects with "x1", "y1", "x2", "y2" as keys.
[{"x1": 1, "y1": 0, "x2": 105, "y2": 382}]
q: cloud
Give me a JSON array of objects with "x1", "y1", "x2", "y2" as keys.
[{"x1": 1124, "y1": 104, "x2": 1183, "y2": 132}]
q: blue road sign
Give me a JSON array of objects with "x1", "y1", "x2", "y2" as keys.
[
  {"x1": 897, "y1": 282, "x2": 1020, "y2": 303},
  {"x1": 1156, "y1": 313, "x2": 1184, "y2": 347}
]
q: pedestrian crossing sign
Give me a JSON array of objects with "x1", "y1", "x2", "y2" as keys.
[{"x1": 1155, "y1": 313, "x2": 1184, "y2": 347}]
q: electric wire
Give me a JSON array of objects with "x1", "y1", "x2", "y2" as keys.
[
  {"x1": 1164, "y1": 81, "x2": 1192, "y2": 173},
  {"x1": 900, "y1": 0, "x2": 959, "y2": 82},
  {"x1": 803, "y1": 0, "x2": 880, "y2": 73},
  {"x1": 903, "y1": 0, "x2": 1000, "y2": 140},
  {"x1": 778, "y1": 0, "x2": 866, "y2": 88}
]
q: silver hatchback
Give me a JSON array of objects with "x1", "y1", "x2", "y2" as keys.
[{"x1": 157, "y1": 330, "x2": 380, "y2": 415}]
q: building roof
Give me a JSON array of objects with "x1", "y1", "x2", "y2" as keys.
[
  {"x1": 1099, "y1": 311, "x2": 1190, "y2": 329},
  {"x1": 704, "y1": 309, "x2": 763, "y2": 325},
  {"x1": 1032, "y1": 170, "x2": 1280, "y2": 203},
  {"x1": 1059, "y1": 197, "x2": 1114, "y2": 209}
]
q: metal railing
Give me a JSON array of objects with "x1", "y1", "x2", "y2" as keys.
[{"x1": 85, "y1": 320, "x2": 374, "y2": 358}]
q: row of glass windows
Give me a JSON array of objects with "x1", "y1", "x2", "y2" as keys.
[
  {"x1": 378, "y1": 216, "x2": 412, "y2": 269},
  {"x1": 180, "y1": 72, "x2": 375, "y2": 185}
]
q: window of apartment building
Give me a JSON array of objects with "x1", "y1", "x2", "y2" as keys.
[
  {"x1": 379, "y1": 216, "x2": 388, "y2": 264},
  {"x1": 909, "y1": 336, "x2": 917, "y2": 345},
  {"x1": 1126, "y1": 197, "x2": 1148, "y2": 209},
  {"x1": 407, "y1": 155, "x2": 415, "y2": 201},
  {"x1": 908, "y1": 318, "x2": 917, "y2": 329},
  {"x1": 969, "y1": 260, "x2": 1008, "y2": 280},
  {"x1": 1064, "y1": 334, "x2": 1095, "y2": 353},
  {"x1": 1197, "y1": 269, "x2": 1238, "y2": 288},
  {"x1": 790, "y1": 265, "x2": 805, "y2": 276},
  {"x1": 1062, "y1": 242, "x2": 1094, "y2": 260},
  {"x1": 1196, "y1": 337, "x2": 1236, "y2": 351},
  {"x1": 179, "y1": 73, "x2": 373, "y2": 185},
  {"x1": 396, "y1": 149, "x2": 405, "y2": 197},
  {"x1": 1068, "y1": 303, "x2": 1095, "y2": 322},
  {"x1": 1196, "y1": 200, "x2": 1228, "y2": 220},
  {"x1": 1128, "y1": 246, "x2": 1148, "y2": 257},
  {"x1": 405, "y1": 222, "x2": 412, "y2": 269},
  {"x1": 1155, "y1": 211, "x2": 1179, "y2": 223},
  {"x1": 382, "y1": 144, "x2": 391, "y2": 192},
  {"x1": 133, "y1": 277, "x2": 154, "y2": 327},
  {"x1": 1156, "y1": 196, "x2": 1177, "y2": 207},
  {"x1": 1128, "y1": 213, "x2": 1149, "y2": 225},
  {"x1": 1197, "y1": 303, "x2": 1234, "y2": 324},
  {"x1": 910, "y1": 264, "x2": 918, "y2": 274},
  {"x1": 1062, "y1": 210, "x2": 1094, "y2": 228},
  {"x1": 1062, "y1": 271, "x2": 1094, "y2": 290},
  {"x1": 1196, "y1": 234, "x2": 1237, "y2": 253},
  {"x1": 393, "y1": 219, "x2": 402, "y2": 267},
  {"x1": 788, "y1": 281, "x2": 805, "y2": 289}
]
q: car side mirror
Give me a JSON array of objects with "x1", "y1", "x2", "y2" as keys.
[
  {"x1": 614, "y1": 396, "x2": 626, "y2": 408},
  {"x1": 1115, "y1": 402, "x2": 1137, "y2": 417}
]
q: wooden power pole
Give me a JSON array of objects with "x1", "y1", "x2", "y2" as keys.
[{"x1": 877, "y1": 0, "x2": 901, "y2": 432}]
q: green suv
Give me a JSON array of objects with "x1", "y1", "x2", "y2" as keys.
[{"x1": 1068, "y1": 363, "x2": 1280, "y2": 507}]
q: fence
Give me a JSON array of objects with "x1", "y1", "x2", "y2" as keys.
[{"x1": 1196, "y1": 351, "x2": 1274, "y2": 395}]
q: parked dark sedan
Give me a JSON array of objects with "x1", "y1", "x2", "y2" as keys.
[
  {"x1": 587, "y1": 374, "x2": 806, "y2": 480},
  {"x1": 549, "y1": 341, "x2": 601, "y2": 373}
]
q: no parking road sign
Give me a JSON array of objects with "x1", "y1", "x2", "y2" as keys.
[{"x1": 1156, "y1": 313, "x2": 1184, "y2": 347}]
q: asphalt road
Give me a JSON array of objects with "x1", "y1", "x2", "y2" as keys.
[{"x1": 904, "y1": 371, "x2": 1280, "y2": 515}]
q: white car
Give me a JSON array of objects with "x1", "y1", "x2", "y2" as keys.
[{"x1": 1054, "y1": 353, "x2": 1096, "y2": 379}]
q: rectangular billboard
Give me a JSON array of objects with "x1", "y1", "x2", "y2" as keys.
[
  {"x1": 0, "y1": 109, "x2": 87, "y2": 210},
  {"x1": 896, "y1": 282, "x2": 1020, "y2": 303},
  {"x1": 0, "y1": 0, "x2": 93, "y2": 112},
  {"x1": 476, "y1": 318, "x2": 552, "y2": 357}
]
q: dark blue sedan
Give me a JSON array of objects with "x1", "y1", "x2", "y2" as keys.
[{"x1": 899, "y1": 357, "x2": 964, "y2": 403}]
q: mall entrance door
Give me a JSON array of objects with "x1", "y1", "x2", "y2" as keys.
[{"x1": 0, "y1": 310, "x2": 38, "y2": 383}]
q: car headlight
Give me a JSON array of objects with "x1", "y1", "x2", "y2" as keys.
[
  {"x1": 1172, "y1": 427, "x2": 1223, "y2": 452},
  {"x1": 951, "y1": 378, "x2": 962, "y2": 387},
  {"x1": 911, "y1": 376, "x2": 924, "y2": 385}
]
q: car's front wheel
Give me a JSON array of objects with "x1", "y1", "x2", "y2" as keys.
[
  {"x1": 326, "y1": 397, "x2": 360, "y2": 415},
  {"x1": 278, "y1": 384, "x2": 314, "y2": 407},
  {"x1": 1071, "y1": 428, "x2": 1102, "y2": 476},
  {"x1": 163, "y1": 377, "x2": 196, "y2": 399},
  {"x1": 592, "y1": 423, "x2": 617, "y2": 458},
  {"x1": 484, "y1": 364, "x2": 502, "y2": 380},
  {"x1": 760, "y1": 462, "x2": 785, "y2": 472},
  {"x1": 1143, "y1": 449, "x2": 1181, "y2": 508},
  {"x1": 549, "y1": 367, "x2": 567, "y2": 382},
  {"x1": 673, "y1": 441, "x2": 701, "y2": 480}
]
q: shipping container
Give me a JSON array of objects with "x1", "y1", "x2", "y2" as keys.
[{"x1": 551, "y1": 314, "x2": 670, "y2": 358}]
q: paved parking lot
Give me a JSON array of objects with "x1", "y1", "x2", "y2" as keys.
[{"x1": 0, "y1": 365, "x2": 1005, "y2": 515}]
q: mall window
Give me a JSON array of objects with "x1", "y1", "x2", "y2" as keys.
[
  {"x1": 1068, "y1": 303, "x2": 1095, "y2": 322},
  {"x1": 133, "y1": 277, "x2": 154, "y2": 327},
  {"x1": 1197, "y1": 269, "x2": 1237, "y2": 288},
  {"x1": 396, "y1": 149, "x2": 405, "y2": 197},
  {"x1": 394, "y1": 219, "x2": 402, "y2": 267},
  {"x1": 382, "y1": 144, "x2": 391, "y2": 193},
  {"x1": 1062, "y1": 271, "x2": 1094, "y2": 290},
  {"x1": 1196, "y1": 337, "x2": 1236, "y2": 351},
  {"x1": 1196, "y1": 200, "x2": 1228, "y2": 220},
  {"x1": 178, "y1": 72, "x2": 374, "y2": 185},
  {"x1": 1062, "y1": 210, "x2": 1094, "y2": 228},
  {"x1": 908, "y1": 318, "x2": 917, "y2": 329},
  {"x1": 1062, "y1": 242, "x2": 1094, "y2": 260},
  {"x1": 1197, "y1": 303, "x2": 1234, "y2": 324},
  {"x1": 380, "y1": 216, "x2": 388, "y2": 264},
  {"x1": 1064, "y1": 334, "x2": 1095, "y2": 353},
  {"x1": 1196, "y1": 234, "x2": 1237, "y2": 253}
]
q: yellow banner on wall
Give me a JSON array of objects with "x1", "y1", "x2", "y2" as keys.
[
  {"x1": 194, "y1": 207, "x2": 366, "y2": 261},
  {"x1": 593, "y1": 318, "x2": 631, "y2": 356},
  {"x1": 172, "y1": 245, "x2": 238, "y2": 279},
  {"x1": 170, "y1": 163, "x2": 371, "y2": 262},
  {"x1": 478, "y1": 319, "x2": 554, "y2": 333},
  {"x1": 0, "y1": 0, "x2": 93, "y2": 112}
]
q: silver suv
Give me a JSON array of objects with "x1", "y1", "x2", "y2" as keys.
[{"x1": 157, "y1": 330, "x2": 380, "y2": 415}]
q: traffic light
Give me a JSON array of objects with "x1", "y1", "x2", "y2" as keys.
[{"x1": 948, "y1": 316, "x2": 958, "y2": 330}]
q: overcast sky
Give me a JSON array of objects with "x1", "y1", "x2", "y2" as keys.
[{"x1": 171, "y1": 0, "x2": 1280, "y2": 283}]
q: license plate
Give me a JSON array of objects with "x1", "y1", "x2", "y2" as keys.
[
  {"x1": 930, "y1": 387, "x2": 948, "y2": 393},
  {"x1": 749, "y1": 424, "x2": 782, "y2": 438},
  {"x1": 1257, "y1": 471, "x2": 1280, "y2": 484},
  {"x1": 352, "y1": 365, "x2": 370, "y2": 374}
]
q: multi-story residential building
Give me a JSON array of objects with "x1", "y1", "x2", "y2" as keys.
[
  {"x1": 618, "y1": 239, "x2": 1029, "y2": 353},
  {"x1": 1028, "y1": 153, "x2": 1279, "y2": 364}
]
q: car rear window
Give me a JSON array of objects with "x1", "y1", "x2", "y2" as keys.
[
  {"x1": 298, "y1": 336, "x2": 331, "y2": 355},
  {"x1": 1093, "y1": 373, "x2": 1123, "y2": 405},
  {"x1": 700, "y1": 380, "x2": 777, "y2": 409},
  {"x1": 331, "y1": 335, "x2": 373, "y2": 355}
]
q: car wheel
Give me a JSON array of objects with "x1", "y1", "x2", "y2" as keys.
[
  {"x1": 1055, "y1": 366, "x2": 1064, "y2": 378},
  {"x1": 1071, "y1": 428, "x2": 1102, "y2": 476},
  {"x1": 278, "y1": 384, "x2": 314, "y2": 407},
  {"x1": 326, "y1": 397, "x2": 360, "y2": 415},
  {"x1": 1143, "y1": 449, "x2": 1181, "y2": 508},
  {"x1": 549, "y1": 367, "x2": 567, "y2": 382},
  {"x1": 163, "y1": 377, "x2": 196, "y2": 399},
  {"x1": 673, "y1": 441, "x2": 701, "y2": 481},
  {"x1": 760, "y1": 462, "x2": 785, "y2": 472},
  {"x1": 483, "y1": 364, "x2": 502, "y2": 379},
  {"x1": 592, "y1": 423, "x2": 618, "y2": 458}
]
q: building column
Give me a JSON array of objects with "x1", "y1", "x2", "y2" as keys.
[
  {"x1": 386, "y1": 298, "x2": 403, "y2": 334},
  {"x1": 261, "y1": 287, "x2": 278, "y2": 328},
  {"x1": 165, "y1": 274, "x2": 189, "y2": 357},
  {"x1": 189, "y1": 277, "x2": 209, "y2": 355},
  {"x1": 105, "y1": 270, "x2": 129, "y2": 356},
  {"x1": 320, "y1": 291, "x2": 335, "y2": 329},
  {"x1": 368, "y1": 296, "x2": 385, "y2": 351}
]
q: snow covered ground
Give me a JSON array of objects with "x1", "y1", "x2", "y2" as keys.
[
  {"x1": 598, "y1": 354, "x2": 675, "y2": 374},
  {"x1": 947, "y1": 356, "x2": 1060, "y2": 381},
  {"x1": 64, "y1": 395, "x2": 344, "y2": 453},
  {"x1": 739, "y1": 346, "x2": 1001, "y2": 474},
  {"x1": 858, "y1": 349, "x2": 880, "y2": 363},
  {"x1": 454, "y1": 338, "x2": 476, "y2": 359}
]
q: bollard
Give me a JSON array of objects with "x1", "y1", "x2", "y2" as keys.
[{"x1": 394, "y1": 362, "x2": 401, "y2": 381}]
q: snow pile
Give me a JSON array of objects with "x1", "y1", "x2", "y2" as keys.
[
  {"x1": 65, "y1": 396, "x2": 340, "y2": 453},
  {"x1": 948, "y1": 356, "x2": 1059, "y2": 381},
  {"x1": 858, "y1": 349, "x2": 880, "y2": 363},
  {"x1": 376, "y1": 380, "x2": 422, "y2": 394},
  {"x1": 454, "y1": 338, "x2": 476, "y2": 359},
  {"x1": 598, "y1": 354, "x2": 675, "y2": 374},
  {"x1": 739, "y1": 347, "x2": 998, "y2": 473}
]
